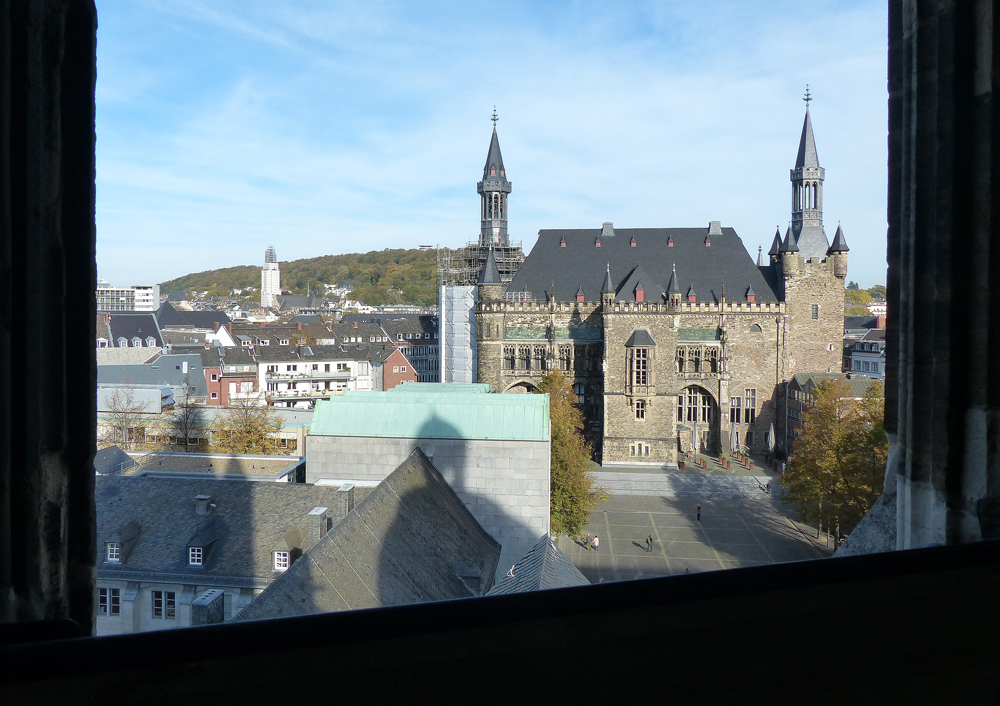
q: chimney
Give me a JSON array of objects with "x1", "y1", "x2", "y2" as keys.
[
  {"x1": 191, "y1": 589, "x2": 225, "y2": 626},
  {"x1": 326, "y1": 321, "x2": 332, "y2": 332},
  {"x1": 352, "y1": 322, "x2": 358, "y2": 328},
  {"x1": 297, "y1": 322, "x2": 303, "y2": 331},
  {"x1": 214, "y1": 322, "x2": 220, "y2": 333},
  {"x1": 193, "y1": 494, "x2": 214, "y2": 516},
  {"x1": 337, "y1": 483, "x2": 355, "y2": 519},
  {"x1": 877, "y1": 315, "x2": 887, "y2": 329},
  {"x1": 307, "y1": 506, "x2": 329, "y2": 547},
  {"x1": 226, "y1": 322, "x2": 232, "y2": 333}
]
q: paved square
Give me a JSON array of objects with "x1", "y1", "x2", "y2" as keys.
[{"x1": 557, "y1": 492, "x2": 831, "y2": 583}]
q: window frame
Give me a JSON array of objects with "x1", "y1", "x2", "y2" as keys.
[
  {"x1": 189, "y1": 546, "x2": 203, "y2": 566},
  {"x1": 152, "y1": 590, "x2": 176, "y2": 619},
  {"x1": 274, "y1": 551, "x2": 290, "y2": 571},
  {"x1": 106, "y1": 542, "x2": 121, "y2": 563}
]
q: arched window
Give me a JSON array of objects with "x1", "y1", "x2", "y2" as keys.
[
  {"x1": 518, "y1": 346, "x2": 531, "y2": 370},
  {"x1": 559, "y1": 345, "x2": 571, "y2": 371},
  {"x1": 675, "y1": 348, "x2": 685, "y2": 373},
  {"x1": 503, "y1": 346, "x2": 515, "y2": 370},
  {"x1": 706, "y1": 348, "x2": 719, "y2": 373},
  {"x1": 533, "y1": 346, "x2": 547, "y2": 371},
  {"x1": 750, "y1": 323, "x2": 762, "y2": 333},
  {"x1": 677, "y1": 386, "x2": 713, "y2": 424},
  {"x1": 692, "y1": 347, "x2": 702, "y2": 373},
  {"x1": 813, "y1": 182, "x2": 818, "y2": 208}
]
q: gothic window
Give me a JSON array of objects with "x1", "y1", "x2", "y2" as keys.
[
  {"x1": 692, "y1": 347, "x2": 702, "y2": 373},
  {"x1": 533, "y1": 346, "x2": 547, "y2": 371},
  {"x1": 503, "y1": 346, "x2": 515, "y2": 370},
  {"x1": 491, "y1": 167, "x2": 496, "y2": 176},
  {"x1": 706, "y1": 348, "x2": 719, "y2": 373},
  {"x1": 518, "y1": 346, "x2": 531, "y2": 370},
  {"x1": 634, "y1": 399, "x2": 646, "y2": 420},
  {"x1": 628, "y1": 348, "x2": 649, "y2": 387},
  {"x1": 730, "y1": 396, "x2": 742, "y2": 423},
  {"x1": 574, "y1": 383, "x2": 585, "y2": 404},
  {"x1": 675, "y1": 348, "x2": 685, "y2": 372},
  {"x1": 744, "y1": 388, "x2": 757, "y2": 424},
  {"x1": 574, "y1": 345, "x2": 587, "y2": 372},
  {"x1": 559, "y1": 345, "x2": 571, "y2": 371},
  {"x1": 679, "y1": 386, "x2": 713, "y2": 424}
]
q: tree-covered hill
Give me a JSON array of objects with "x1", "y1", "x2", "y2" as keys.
[{"x1": 159, "y1": 248, "x2": 439, "y2": 306}]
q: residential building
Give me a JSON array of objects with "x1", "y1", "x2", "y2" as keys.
[
  {"x1": 847, "y1": 329, "x2": 886, "y2": 379},
  {"x1": 95, "y1": 476, "x2": 357, "y2": 634},
  {"x1": 867, "y1": 299, "x2": 888, "y2": 317},
  {"x1": 475, "y1": 104, "x2": 849, "y2": 465},
  {"x1": 382, "y1": 348, "x2": 417, "y2": 389},
  {"x1": 233, "y1": 449, "x2": 500, "y2": 622},
  {"x1": 256, "y1": 344, "x2": 391, "y2": 408},
  {"x1": 783, "y1": 372, "x2": 878, "y2": 454},
  {"x1": 305, "y1": 384, "x2": 550, "y2": 576},
  {"x1": 96, "y1": 283, "x2": 161, "y2": 312},
  {"x1": 100, "y1": 312, "x2": 163, "y2": 349},
  {"x1": 261, "y1": 246, "x2": 280, "y2": 309}
]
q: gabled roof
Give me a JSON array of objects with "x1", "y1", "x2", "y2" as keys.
[
  {"x1": 507, "y1": 227, "x2": 779, "y2": 304},
  {"x1": 156, "y1": 302, "x2": 230, "y2": 330},
  {"x1": 96, "y1": 476, "x2": 346, "y2": 585},
  {"x1": 233, "y1": 449, "x2": 501, "y2": 621},
  {"x1": 795, "y1": 109, "x2": 820, "y2": 169},
  {"x1": 487, "y1": 535, "x2": 589, "y2": 595},
  {"x1": 275, "y1": 295, "x2": 325, "y2": 312}
]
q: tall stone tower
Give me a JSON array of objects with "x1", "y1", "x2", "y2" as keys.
[
  {"x1": 477, "y1": 118, "x2": 512, "y2": 248},
  {"x1": 779, "y1": 95, "x2": 849, "y2": 374},
  {"x1": 474, "y1": 247, "x2": 504, "y2": 389},
  {"x1": 261, "y1": 245, "x2": 280, "y2": 309}
]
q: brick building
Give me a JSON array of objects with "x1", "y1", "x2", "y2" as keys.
[{"x1": 475, "y1": 104, "x2": 848, "y2": 466}]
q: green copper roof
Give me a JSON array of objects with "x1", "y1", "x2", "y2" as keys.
[
  {"x1": 677, "y1": 328, "x2": 721, "y2": 342},
  {"x1": 384, "y1": 383, "x2": 492, "y2": 395},
  {"x1": 311, "y1": 389, "x2": 549, "y2": 441}
]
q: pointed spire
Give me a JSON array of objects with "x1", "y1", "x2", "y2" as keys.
[
  {"x1": 795, "y1": 105, "x2": 820, "y2": 169},
  {"x1": 780, "y1": 225, "x2": 799, "y2": 253},
  {"x1": 756, "y1": 246, "x2": 764, "y2": 267},
  {"x1": 768, "y1": 227, "x2": 782, "y2": 256},
  {"x1": 601, "y1": 263, "x2": 614, "y2": 294},
  {"x1": 483, "y1": 127, "x2": 508, "y2": 183},
  {"x1": 746, "y1": 285, "x2": 756, "y2": 298},
  {"x1": 667, "y1": 234, "x2": 674, "y2": 247},
  {"x1": 829, "y1": 223, "x2": 850, "y2": 253},
  {"x1": 686, "y1": 284, "x2": 697, "y2": 299},
  {"x1": 576, "y1": 285, "x2": 585, "y2": 298},
  {"x1": 666, "y1": 263, "x2": 680, "y2": 294},
  {"x1": 477, "y1": 247, "x2": 502, "y2": 285}
]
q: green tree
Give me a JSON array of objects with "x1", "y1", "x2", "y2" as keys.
[
  {"x1": 868, "y1": 284, "x2": 887, "y2": 300},
  {"x1": 845, "y1": 306, "x2": 870, "y2": 316},
  {"x1": 846, "y1": 281, "x2": 859, "y2": 290},
  {"x1": 212, "y1": 396, "x2": 282, "y2": 454},
  {"x1": 782, "y1": 379, "x2": 888, "y2": 547},
  {"x1": 845, "y1": 288, "x2": 873, "y2": 305},
  {"x1": 536, "y1": 370, "x2": 607, "y2": 538}
]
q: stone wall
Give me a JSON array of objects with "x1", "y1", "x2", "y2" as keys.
[
  {"x1": 305, "y1": 435, "x2": 550, "y2": 577},
  {"x1": 782, "y1": 255, "x2": 845, "y2": 375}
]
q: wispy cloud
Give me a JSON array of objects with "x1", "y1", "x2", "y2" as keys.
[{"x1": 96, "y1": 0, "x2": 888, "y2": 287}]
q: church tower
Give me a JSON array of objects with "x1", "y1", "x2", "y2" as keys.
[
  {"x1": 261, "y1": 245, "x2": 280, "y2": 309},
  {"x1": 477, "y1": 109, "x2": 512, "y2": 248},
  {"x1": 779, "y1": 90, "x2": 848, "y2": 375}
]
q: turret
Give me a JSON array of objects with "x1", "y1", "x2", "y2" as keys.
[
  {"x1": 477, "y1": 113, "x2": 513, "y2": 248},
  {"x1": 666, "y1": 262, "x2": 682, "y2": 306},
  {"x1": 780, "y1": 226, "x2": 799, "y2": 277},
  {"x1": 477, "y1": 247, "x2": 502, "y2": 302},
  {"x1": 600, "y1": 263, "x2": 615, "y2": 307},
  {"x1": 828, "y1": 223, "x2": 850, "y2": 279}
]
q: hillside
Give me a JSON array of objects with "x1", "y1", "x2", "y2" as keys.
[{"x1": 159, "y1": 248, "x2": 439, "y2": 307}]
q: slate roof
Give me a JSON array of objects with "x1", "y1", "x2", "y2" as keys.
[
  {"x1": 844, "y1": 316, "x2": 879, "y2": 331},
  {"x1": 480, "y1": 128, "x2": 510, "y2": 190},
  {"x1": 625, "y1": 329, "x2": 656, "y2": 347},
  {"x1": 310, "y1": 388, "x2": 550, "y2": 441},
  {"x1": 96, "y1": 476, "x2": 346, "y2": 587},
  {"x1": 477, "y1": 247, "x2": 502, "y2": 285},
  {"x1": 378, "y1": 317, "x2": 437, "y2": 341},
  {"x1": 156, "y1": 302, "x2": 231, "y2": 330},
  {"x1": 829, "y1": 224, "x2": 850, "y2": 253},
  {"x1": 508, "y1": 226, "x2": 779, "y2": 303},
  {"x1": 275, "y1": 295, "x2": 325, "y2": 312},
  {"x1": 795, "y1": 109, "x2": 820, "y2": 169},
  {"x1": 790, "y1": 372, "x2": 878, "y2": 399},
  {"x1": 487, "y1": 535, "x2": 589, "y2": 595},
  {"x1": 94, "y1": 445, "x2": 136, "y2": 475},
  {"x1": 97, "y1": 353, "x2": 208, "y2": 395},
  {"x1": 289, "y1": 314, "x2": 321, "y2": 325},
  {"x1": 252, "y1": 344, "x2": 394, "y2": 364},
  {"x1": 791, "y1": 224, "x2": 830, "y2": 260},
  {"x1": 233, "y1": 449, "x2": 501, "y2": 621},
  {"x1": 107, "y1": 313, "x2": 164, "y2": 348},
  {"x1": 96, "y1": 348, "x2": 161, "y2": 365}
]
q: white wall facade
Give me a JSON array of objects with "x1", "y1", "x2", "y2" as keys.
[
  {"x1": 306, "y1": 434, "x2": 550, "y2": 578},
  {"x1": 261, "y1": 262, "x2": 280, "y2": 309},
  {"x1": 439, "y1": 284, "x2": 477, "y2": 384}
]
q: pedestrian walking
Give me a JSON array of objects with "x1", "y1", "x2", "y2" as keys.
[
  {"x1": 697, "y1": 506, "x2": 702, "y2": 521},
  {"x1": 766, "y1": 481, "x2": 771, "y2": 494},
  {"x1": 593, "y1": 536, "x2": 600, "y2": 552},
  {"x1": 647, "y1": 534, "x2": 654, "y2": 552},
  {"x1": 584, "y1": 534, "x2": 592, "y2": 550}
]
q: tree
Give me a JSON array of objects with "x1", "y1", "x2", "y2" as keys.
[
  {"x1": 168, "y1": 376, "x2": 205, "y2": 452},
  {"x1": 845, "y1": 306, "x2": 870, "y2": 316},
  {"x1": 102, "y1": 380, "x2": 146, "y2": 450},
  {"x1": 782, "y1": 379, "x2": 888, "y2": 547},
  {"x1": 536, "y1": 370, "x2": 607, "y2": 538},
  {"x1": 868, "y1": 284, "x2": 887, "y2": 300},
  {"x1": 212, "y1": 396, "x2": 282, "y2": 454},
  {"x1": 846, "y1": 281, "x2": 859, "y2": 290},
  {"x1": 845, "y1": 288, "x2": 873, "y2": 306}
]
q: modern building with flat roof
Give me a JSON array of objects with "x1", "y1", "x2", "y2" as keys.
[{"x1": 305, "y1": 384, "x2": 550, "y2": 576}]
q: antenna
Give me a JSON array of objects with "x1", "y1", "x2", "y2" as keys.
[
  {"x1": 491, "y1": 106, "x2": 498, "y2": 128},
  {"x1": 803, "y1": 84, "x2": 812, "y2": 109}
]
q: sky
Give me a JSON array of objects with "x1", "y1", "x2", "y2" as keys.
[{"x1": 95, "y1": 1, "x2": 889, "y2": 289}]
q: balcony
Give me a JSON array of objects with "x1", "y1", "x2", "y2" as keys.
[{"x1": 265, "y1": 370, "x2": 352, "y2": 382}]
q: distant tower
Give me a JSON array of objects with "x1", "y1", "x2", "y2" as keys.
[
  {"x1": 789, "y1": 87, "x2": 829, "y2": 259},
  {"x1": 477, "y1": 109, "x2": 512, "y2": 248},
  {"x1": 261, "y1": 245, "x2": 280, "y2": 308}
]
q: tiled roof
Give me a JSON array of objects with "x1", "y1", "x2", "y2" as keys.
[
  {"x1": 508, "y1": 227, "x2": 780, "y2": 304},
  {"x1": 96, "y1": 348, "x2": 160, "y2": 365},
  {"x1": 487, "y1": 535, "x2": 589, "y2": 595},
  {"x1": 107, "y1": 313, "x2": 163, "y2": 348},
  {"x1": 97, "y1": 353, "x2": 209, "y2": 395},
  {"x1": 156, "y1": 302, "x2": 230, "y2": 329},
  {"x1": 233, "y1": 449, "x2": 501, "y2": 621}
]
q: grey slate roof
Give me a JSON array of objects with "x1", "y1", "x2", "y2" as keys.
[
  {"x1": 378, "y1": 317, "x2": 437, "y2": 341},
  {"x1": 276, "y1": 295, "x2": 325, "y2": 312},
  {"x1": 234, "y1": 449, "x2": 501, "y2": 621},
  {"x1": 600, "y1": 264, "x2": 614, "y2": 294},
  {"x1": 481, "y1": 128, "x2": 509, "y2": 190},
  {"x1": 156, "y1": 302, "x2": 230, "y2": 330},
  {"x1": 795, "y1": 109, "x2": 820, "y2": 169},
  {"x1": 96, "y1": 476, "x2": 346, "y2": 587},
  {"x1": 289, "y1": 314, "x2": 321, "y2": 325},
  {"x1": 508, "y1": 227, "x2": 780, "y2": 304},
  {"x1": 829, "y1": 224, "x2": 850, "y2": 253},
  {"x1": 625, "y1": 329, "x2": 657, "y2": 347},
  {"x1": 791, "y1": 224, "x2": 829, "y2": 260},
  {"x1": 768, "y1": 228, "x2": 782, "y2": 256},
  {"x1": 107, "y1": 313, "x2": 163, "y2": 348},
  {"x1": 487, "y1": 535, "x2": 589, "y2": 595},
  {"x1": 780, "y1": 226, "x2": 798, "y2": 253},
  {"x1": 666, "y1": 263, "x2": 680, "y2": 294},
  {"x1": 844, "y1": 316, "x2": 879, "y2": 332},
  {"x1": 94, "y1": 445, "x2": 136, "y2": 475},
  {"x1": 97, "y1": 353, "x2": 209, "y2": 395},
  {"x1": 477, "y1": 247, "x2": 502, "y2": 286}
]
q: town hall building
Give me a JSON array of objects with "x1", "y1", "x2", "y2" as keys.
[{"x1": 474, "y1": 103, "x2": 849, "y2": 466}]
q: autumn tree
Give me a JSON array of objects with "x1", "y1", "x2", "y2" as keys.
[
  {"x1": 782, "y1": 378, "x2": 888, "y2": 546},
  {"x1": 536, "y1": 370, "x2": 607, "y2": 538},
  {"x1": 102, "y1": 380, "x2": 147, "y2": 450},
  {"x1": 168, "y1": 376, "x2": 205, "y2": 452},
  {"x1": 212, "y1": 396, "x2": 282, "y2": 454}
]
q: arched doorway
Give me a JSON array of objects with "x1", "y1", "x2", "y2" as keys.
[
  {"x1": 677, "y1": 385, "x2": 718, "y2": 454},
  {"x1": 503, "y1": 381, "x2": 539, "y2": 394}
]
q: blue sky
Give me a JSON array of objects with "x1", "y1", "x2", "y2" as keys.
[{"x1": 95, "y1": 1, "x2": 888, "y2": 289}]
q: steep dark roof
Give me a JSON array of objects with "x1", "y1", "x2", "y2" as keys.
[
  {"x1": 289, "y1": 314, "x2": 321, "y2": 325},
  {"x1": 600, "y1": 264, "x2": 614, "y2": 294},
  {"x1": 156, "y1": 302, "x2": 231, "y2": 330},
  {"x1": 96, "y1": 476, "x2": 345, "y2": 586},
  {"x1": 477, "y1": 247, "x2": 502, "y2": 286},
  {"x1": 780, "y1": 226, "x2": 799, "y2": 253},
  {"x1": 234, "y1": 449, "x2": 501, "y2": 621},
  {"x1": 625, "y1": 329, "x2": 657, "y2": 347},
  {"x1": 829, "y1": 224, "x2": 850, "y2": 253},
  {"x1": 508, "y1": 227, "x2": 780, "y2": 304},
  {"x1": 481, "y1": 128, "x2": 509, "y2": 189},
  {"x1": 844, "y1": 315, "x2": 879, "y2": 331},
  {"x1": 378, "y1": 317, "x2": 437, "y2": 340},
  {"x1": 107, "y1": 313, "x2": 163, "y2": 348},
  {"x1": 275, "y1": 295, "x2": 325, "y2": 312},
  {"x1": 768, "y1": 227, "x2": 782, "y2": 256},
  {"x1": 795, "y1": 109, "x2": 820, "y2": 169},
  {"x1": 487, "y1": 535, "x2": 589, "y2": 595},
  {"x1": 666, "y1": 263, "x2": 680, "y2": 294},
  {"x1": 792, "y1": 224, "x2": 829, "y2": 259}
]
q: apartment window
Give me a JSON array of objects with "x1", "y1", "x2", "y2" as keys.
[
  {"x1": 97, "y1": 587, "x2": 120, "y2": 616},
  {"x1": 267, "y1": 365, "x2": 277, "y2": 373},
  {"x1": 744, "y1": 389, "x2": 757, "y2": 424},
  {"x1": 397, "y1": 334, "x2": 403, "y2": 341},
  {"x1": 106, "y1": 542, "x2": 121, "y2": 563},
  {"x1": 629, "y1": 442, "x2": 651, "y2": 457},
  {"x1": 279, "y1": 339, "x2": 289, "y2": 345},
  {"x1": 393, "y1": 366, "x2": 399, "y2": 373},
  {"x1": 407, "y1": 333, "x2": 413, "y2": 339},
  {"x1": 730, "y1": 396, "x2": 742, "y2": 423},
  {"x1": 425, "y1": 333, "x2": 430, "y2": 339},
  {"x1": 873, "y1": 362, "x2": 880, "y2": 373},
  {"x1": 811, "y1": 304, "x2": 819, "y2": 320},
  {"x1": 634, "y1": 400, "x2": 646, "y2": 420},
  {"x1": 401, "y1": 366, "x2": 407, "y2": 372},
  {"x1": 189, "y1": 546, "x2": 203, "y2": 566},
  {"x1": 854, "y1": 360, "x2": 862, "y2": 371},
  {"x1": 312, "y1": 364, "x2": 319, "y2": 371},
  {"x1": 324, "y1": 364, "x2": 330, "y2": 372},
  {"x1": 210, "y1": 392, "x2": 218, "y2": 400},
  {"x1": 863, "y1": 361, "x2": 870, "y2": 372},
  {"x1": 370, "y1": 336, "x2": 375, "y2": 342},
  {"x1": 211, "y1": 373, "x2": 218, "y2": 381},
  {"x1": 274, "y1": 551, "x2": 290, "y2": 571},
  {"x1": 152, "y1": 590, "x2": 176, "y2": 619},
  {"x1": 286, "y1": 365, "x2": 297, "y2": 372},
  {"x1": 337, "y1": 363, "x2": 348, "y2": 372}
]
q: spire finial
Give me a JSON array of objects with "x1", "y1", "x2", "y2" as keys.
[
  {"x1": 803, "y1": 84, "x2": 812, "y2": 110},
  {"x1": 491, "y1": 106, "x2": 498, "y2": 128}
]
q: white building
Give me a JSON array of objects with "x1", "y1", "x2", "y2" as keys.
[
  {"x1": 97, "y1": 283, "x2": 161, "y2": 312},
  {"x1": 261, "y1": 246, "x2": 280, "y2": 309}
]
